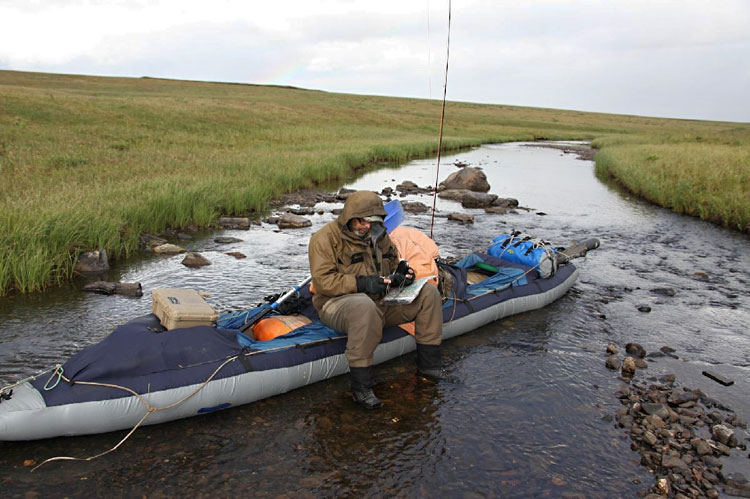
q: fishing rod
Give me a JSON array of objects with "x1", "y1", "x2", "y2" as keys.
[{"x1": 429, "y1": 0, "x2": 452, "y2": 239}]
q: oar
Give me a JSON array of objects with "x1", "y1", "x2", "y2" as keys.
[{"x1": 239, "y1": 275, "x2": 312, "y2": 333}]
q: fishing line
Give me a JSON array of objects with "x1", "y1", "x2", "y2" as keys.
[{"x1": 429, "y1": 0, "x2": 451, "y2": 240}]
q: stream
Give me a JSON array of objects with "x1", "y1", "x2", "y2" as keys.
[{"x1": 1, "y1": 142, "x2": 748, "y2": 497}]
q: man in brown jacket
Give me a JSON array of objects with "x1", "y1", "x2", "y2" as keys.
[{"x1": 308, "y1": 190, "x2": 443, "y2": 409}]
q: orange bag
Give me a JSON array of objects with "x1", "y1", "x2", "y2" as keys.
[{"x1": 252, "y1": 314, "x2": 312, "y2": 341}]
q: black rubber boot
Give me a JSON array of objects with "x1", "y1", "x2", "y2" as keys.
[
  {"x1": 349, "y1": 366, "x2": 382, "y2": 409},
  {"x1": 416, "y1": 343, "x2": 444, "y2": 381}
]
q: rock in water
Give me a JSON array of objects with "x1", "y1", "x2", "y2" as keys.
[
  {"x1": 447, "y1": 213, "x2": 474, "y2": 224},
  {"x1": 605, "y1": 356, "x2": 621, "y2": 370},
  {"x1": 402, "y1": 201, "x2": 429, "y2": 213},
  {"x1": 621, "y1": 356, "x2": 636, "y2": 376},
  {"x1": 277, "y1": 213, "x2": 312, "y2": 229},
  {"x1": 153, "y1": 243, "x2": 186, "y2": 255},
  {"x1": 461, "y1": 192, "x2": 498, "y2": 208},
  {"x1": 182, "y1": 252, "x2": 211, "y2": 268},
  {"x1": 214, "y1": 237, "x2": 244, "y2": 244},
  {"x1": 437, "y1": 188, "x2": 471, "y2": 201},
  {"x1": 218, "y1": 217, "x2": 251, "y2": 230},
  {"x1": 75, "y1": 250, "x2": 109, "y2": 274},
  {"x1": 438, "y1": 167, "x2": 490, "y2": 192},
  {"x1": 625, "y1": 343, "x2": 647, "y2": 358}
]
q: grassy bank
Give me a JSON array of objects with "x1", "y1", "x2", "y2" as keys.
[{"x1": 1, "y1": 70, "x2": 749, "y2": 294}]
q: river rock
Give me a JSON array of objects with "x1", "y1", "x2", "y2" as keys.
[
  {"x1": 182, "y1": 252, "x2": 211, "y2": 268},
  {"x1": 668, "y1": 390, "x2": 699, "y2": 406},
  {"x1": 438, "y1": 167, "x2": 490, "y2": 192},
  {"x1": 218, "y1": 217, "x2": 251, "y2": 230},
  {"x1": 437, "y1": 188, "x2": 471, "y2": 201},
  {"x1": 153, "y1": 243, "x2": 186, "y2": 255},
  {"x1": 402, "y1": 201, "x2": 429, "y2": 213},
  {"x1": 622, "y1": 356, "x2": 636, "y2": 376},
  {"x1": 225, "y1": 252, "x2": 246, "y2": 259},
  {"x1": 711, "y1": 424, "x2": 736, "y2": 447},
  {"x1": 626, "y1": 343, "x2": 647, "y2": 358},
  {"x1": 74, "y1": 250, "x2": 109, "y2": 274},
  {"x1": 605, "y1": 355, "x2": 621, "y2": 370},
  {"x1": 635, "y1": 358, "x2": 649, "y2": 369},
  {"x1": 277, "y1": 213, "x2": 312, "y2": 229},
  {"x1": 691, "y1": 438, "x2": 713, "y2": 456},
  {"x1": 484, "y1": 206, "x2": 509, "y2": 214},
  {"x1": 287, "y1": 206, "x2": 315, "y2": 215},
  {"x1": 396, "y1": 180, "x2": 432, "y2": 195},
  {"x1": 606, "y1": 344, "x2": 619, "y2": 355},
  {"x1": 638, "y1": 305, "x2": 652, "y2": 313},
  {"x1": 493, "y1": 197, "x2": 519, "y2": 208},
  {"x1": 651, "y1": 287, "x2": 677, "y2": 297},
  {"x1": 461, "y1": 191, "x2": 498, "y2": 208},
  {"x1": 642, "y1": 403, "x2": 671, "y2": 420},
  {"x1": 381, "y1": 187, "x2": 393, "y2": 196},
  {"x1": 214, "y1": 237, "x2": 243, "y2": 244},
  {"x1": 447, "y1": 213, "x2": 474, "y2": 224}
]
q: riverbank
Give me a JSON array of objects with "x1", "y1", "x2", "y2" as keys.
[{"x1": 1, "y1": 70, "x2": 748, "y2": 294}]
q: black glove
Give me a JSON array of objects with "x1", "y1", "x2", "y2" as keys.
[
  {"x1": 391, "y1": 260, "x2": 416, "y2": 287},
  {"x1": 356, "y1": 275, "x2": 388, "y2": 295}
]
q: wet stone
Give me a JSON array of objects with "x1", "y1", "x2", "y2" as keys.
[
  {"x1": 642, "y1": 403, "x2": 670, "y2": 420},
  {"x1": 637, "y1": 305, "x2": 652, "y2": 313},
  {"x1": 277, "y1": 213, "x2": 312, "y2": 229},
  {"x1": 447, "y1": 213, "x2": 474, "y2": 224},
  {"x1": 635, "y1": 358, "x2": 649, "y2": 369},
  {"x1": 214, "y1": 237, "x2": 243, "y2": 244},
  {"x1": 651, "y1": 288, "x2": 677, "y2": 297},
  {"x1": 606, "y1": 344, "x2": 618, "y2": 355},
  {"x1": 153, "y1": 243, "x2": 186, "y2": 255},
  {"x1": 606, "y1": 356, "x2": 622, "y2": 371},
  {"x1": 669, "y1": 390, "x2": 699, "y2": 406},
  {"x1": 622, "y1": 356, "x2": 636, "y2": 376},
  {"x1": 218, "y1": 217, "x2": 251, "y2": 230},
  {"x1": 401, "y1": 201, "x2": 429, "y2": 213},
  {"x1": 626, "y1": 343, "x2": 647, "y2": 358},
  {"x1": 182, "y1": 252, "x2": 211, "y2": 268}
]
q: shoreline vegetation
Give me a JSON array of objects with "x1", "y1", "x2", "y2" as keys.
[{"x1": 1, "y1": 70, "x2": 749, "y2": 295}]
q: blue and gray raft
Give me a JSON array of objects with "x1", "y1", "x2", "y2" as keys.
[{"x1": 0, "y1": 250, "x2": 579, "y2": 441}]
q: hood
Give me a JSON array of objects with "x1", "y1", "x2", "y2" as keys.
[{"x1": 336, "y1": 191, "x2": 387, "y2": 227}]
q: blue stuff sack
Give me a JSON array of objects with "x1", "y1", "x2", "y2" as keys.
[{"x1": 488, "y1": 233, "x2": 558, "y2": 278}]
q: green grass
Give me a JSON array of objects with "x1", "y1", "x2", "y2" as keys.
[{"x1": 1, "y1": 70, "x2": 749, "y2": 294}]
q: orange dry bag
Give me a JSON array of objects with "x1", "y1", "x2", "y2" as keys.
[{"x1": 252, "y1": 314, "x2": 312, "y2": 341}]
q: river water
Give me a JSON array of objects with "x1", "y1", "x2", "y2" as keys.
[{"x1": 1, "y1": 142, "x2": 748, "y2": 497}]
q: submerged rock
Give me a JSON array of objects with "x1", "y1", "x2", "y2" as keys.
[
  {"x1": 182, "y1": 252, "x2": 211, "y2": 268},
  {"x1": 214, "y1": 237, "x2": 243, "y2": 244},
  {"x1": 225, "y1": 252, "x2": 246, "y2": 259},
  {"x1": 606, "y1": 355, "x2": 621, "y2": 370},
  {"x1": 83, "y1": 281, "x2": 142, "y2": 297},
  {"x1": 153, "y1": 243, "x2": 186, "y2": 255}
]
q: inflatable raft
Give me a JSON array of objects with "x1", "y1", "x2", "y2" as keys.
[{"x1": 0, "y1": 245, "x2": 590, "y2": 441}]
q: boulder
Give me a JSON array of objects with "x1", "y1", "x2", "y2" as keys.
[
  {"x1": 182, "y1": 252, "x2": 211, "y2": 268},
  {"x1": 218, "y1": 217, "x2": 251, "y2": 230},
  {"x1": 153, "y1": 243, "x2": 186, "y2": 255},
  {"x1": 277, "y1": 213, "x2": 312, "y2": 229},
  {"x1": 74, "y1": 250, "x2": 109, "y2": 274},
  {"x1": 438, "y1": 167, "x2": 490, "y2": 192},
  {"x1": 461, "y1": 192, "x2": 498, "y2": 208}
]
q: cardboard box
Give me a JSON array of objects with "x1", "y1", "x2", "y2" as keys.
[{"x1": 152, "y1": 288, "x2": 218, "y2": 330}]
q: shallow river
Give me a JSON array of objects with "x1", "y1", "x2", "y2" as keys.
[{"x1": 1, "y1": 142, "x2": 749, "y2": 497}]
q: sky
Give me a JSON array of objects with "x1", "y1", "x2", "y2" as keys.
[{"x1": 1, "y1": 0, "x2": 749, "y2": 123}]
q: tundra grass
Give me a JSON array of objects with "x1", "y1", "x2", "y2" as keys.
[{"x1": 0, "y1": 70, "x2": 749, "y2": 294}]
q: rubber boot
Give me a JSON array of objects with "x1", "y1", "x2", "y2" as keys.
[
  {"x1": 416, "y1": 343, "x2": 444, "y2": 381},
  {"x1": 349, "y1": 366, "x2": 382, "y2": 409}
]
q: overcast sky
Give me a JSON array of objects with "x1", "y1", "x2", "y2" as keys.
[{"x1": 1, "y1": 0, "x2": 748, "y2": 122}]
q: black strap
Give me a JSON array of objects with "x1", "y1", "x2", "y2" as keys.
[{"x1": 237, "y1": 348, "x2": 253, "y2": 372}]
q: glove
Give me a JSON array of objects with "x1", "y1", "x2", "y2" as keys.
[
  {"x1": 356, "y1": 275, "x2": 388, "y2": 295},
  {"x1": 391, "y1": 260, "x2": 416, "y2": 287}
]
